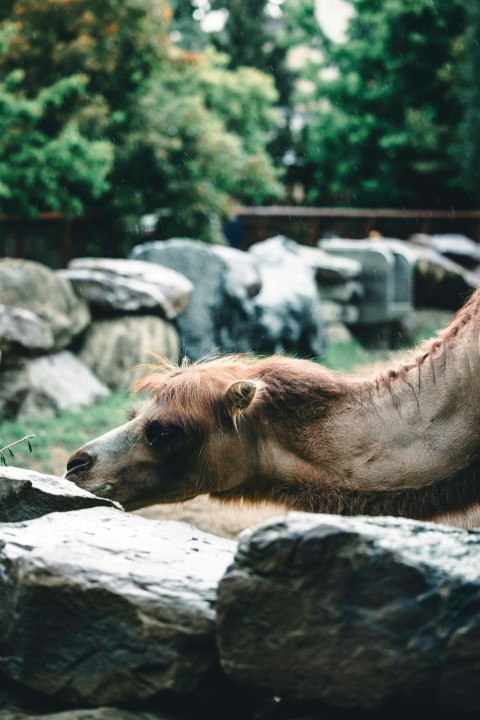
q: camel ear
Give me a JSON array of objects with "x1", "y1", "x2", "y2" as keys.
[{"x1": 226, "y1": 380, "x2": 258, "y2": 414}]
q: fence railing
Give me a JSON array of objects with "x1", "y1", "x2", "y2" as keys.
[
  {"x1": 1, "y1": 207, "x2": 480, "y2": 267},
  {"x1": 235, "y1": 207, "x2": 480, "y2": 248}
]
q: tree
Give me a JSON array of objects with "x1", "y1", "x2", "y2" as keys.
[
  {"x1": 0, "y1": 1, "x2": 282, "y2": 244},
  {"x1": 0, "y1": 28, "x2": 113, "y2": 217},
  {"x1": 298, "y1": 0, "x2": 468, "y2": 209},
  {"x1": 116, "y1": 50, "x2": 283, "y2": 241},
  {"x1": 456, "y1": 4, "x2": 480, "y2": 201},
  {"x1": 0, "y1": 0, "x2": 170, "y2": 109}
]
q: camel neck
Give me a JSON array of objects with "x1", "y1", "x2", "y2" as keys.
[{"x1": 326, "y1": 323, "x2": 480, "y2": 495}]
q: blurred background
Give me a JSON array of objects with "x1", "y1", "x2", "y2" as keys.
[{"x1": 0, "y1": 0, "x2": 478, "y2": 260}]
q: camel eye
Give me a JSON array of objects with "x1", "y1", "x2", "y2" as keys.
[{"x1": 145, "y1": 420, "x2": 183, "y2": 447}]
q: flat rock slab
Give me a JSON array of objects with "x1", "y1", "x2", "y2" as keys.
[
  {"x1": 0, "y1": 305, "x2": 54, "y2": 364},
  {"x1": 63, "y1": 258, "x2": 193, "y2": 319},
  {"x1": 0, "y1": 708, "x2": 174, "y2": 720},
  {"x1": 0, "y1": 351, "x2": 110, "y2": 420},
  {"x1": 0, "y1": 508, "x2": 235, "y2": 705},
  {"x1": 78, "y1": 316, "x2": 179, "y2": 389},
  {"x1": 0, "y1": 466, "x2": 122, "y2": 522},
  {"x1": 217, "y1": 513, "x2": 480, "y2": 711},
  {"x1": 0, "y1": 259, "x2": 90, "y2": 352}
]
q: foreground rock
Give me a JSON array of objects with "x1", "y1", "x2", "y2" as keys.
[
  {"x1": 0, "y1": 467, "x2": 121, "y2": 522},
  {"x1": 78, "y1": 316, "x2": 179, "y2": 389},
  {"x1": 0, "y1": 351, "x2": 110, "y2": 419},
  {"x1": 217, "y1": 513, "x2": 480, "y2": 711},
  {"x1": 62, "y1": 258, "x2": 193, "y2": 319},
  {"x1": 0, "y1": 259, "x2": 90, "y2": 354},
  {"x1": 0, "y1": 508, "x2": 235, "y2": 705}
]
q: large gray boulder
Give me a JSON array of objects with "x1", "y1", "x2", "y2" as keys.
[
  {"x1": 0, "y1": 466, "x2": 122, "y2": 522},
  {"x1": 217, "y1": 513, "x2": 480, "y2": 711},
  {"x1": 0, "y1": 351, "x2": 110, "y2": 419},
  {"x1": 78, "y1": 316, "x2": 179, "y2": 389},
  {"x1": 129, "y1": 239, "x2": 261, "y2": 359},
  {"x1": 0, "y1": 305, "x2": 54, "y2": 364},
  {"x1": 410, "y1": 233, "x2": 480, "y2": 270},
  {"x1": 0, "y1": 508, "x2": 235, "y2": 705},
  {"x1": 248, "y1": 236, "x2": 325, "y2": 357},
  {"x1": 61, "y1": 258, "x2": 193, "y2": 319},
  {"x1": 0, "y1": 259, "x2": 90, "y2": 355},
  {"x1": 380, "y1": 237, "x2": 480, "y2": 310}
]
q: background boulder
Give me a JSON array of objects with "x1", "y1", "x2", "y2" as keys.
[
  {"x1": 61, "y1": 258, "x2": 193, "y2": 319},
  {"x1": 129, "y1": 239, "x2": 262, "y2": 360},
  {"x1": 0, "y1": 351, "x2": 110, "y2": 419},
  {"x1": 248, "y1": 236, "x2": 325, "y2": 357},
  {"x1": 78, "y1": 315, "x2": 179, "y2": 389},
  {"x1": 0, "y1": 259, "x2": 90, "y2": 355},
  {"x1": 0, "y1": 305, "x2": 54, "y2": 364}
]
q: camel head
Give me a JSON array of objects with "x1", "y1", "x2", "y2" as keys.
[{"x1": 65, "y1": 357, "x2": 283, "y2": 510}]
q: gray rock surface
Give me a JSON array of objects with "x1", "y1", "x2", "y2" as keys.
[
  {"x1": 0, "y1": 508, "x2": 235, "y2": 705},
  {"x1": 78, "y1": 316, "x2": 179, "y2": 389},
  {"x1": 296, "y1": 245, "x2": 362, "y2": 283},
  {"x1": 0, "y1": 351, "x2": 110, "y2": 419},
  {"x1": 410, "y1": 233, "x2": 480, "y2": 270},
  {"x1": 248, "y1": 236, "x2": 325, "y2": 357},
  {"x1": 217, "y1": 513, "x2": 480, "y2": 711},
  {"x1": 62, "y1": 258, "x2": 193, "y2": 319},
  {"x1": 0, "y1": 259, "x2": 90, "y2": 352},
  {"x1": 0, "y1": 466, "x2": 122, "y2": 522},
  {"x1": 0, "y1": 305, "x2": 54, "y2": 363},
  {"x1": 129, "y1": 239, "x2": 261, "y2": 359},
  {"x1": 0, "y1": 710, "x2": 171, "y2": 720}
]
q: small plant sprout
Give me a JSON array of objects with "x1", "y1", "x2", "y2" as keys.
[{"x1": 0, "y1": 435, "x2": 35, "y2": 467}]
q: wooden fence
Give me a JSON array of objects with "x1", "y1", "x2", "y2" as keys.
[
  {"x1": 235, "y1": 207, "x2": 480, "y2": 248},
  {"x1": 1, "y1": 207, "x2": 480, "y2": 267}
]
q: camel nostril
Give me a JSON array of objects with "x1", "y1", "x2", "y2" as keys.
[{"x1": 65, "y1": 452, "x2": 94, "y2": 477}]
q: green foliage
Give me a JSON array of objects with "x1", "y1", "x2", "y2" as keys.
[
  {"x1": 0, "y1": 434, "x2": 34, "y2": 466},
  {"x1": 0, "y1": 65, "x2": 114, "y2": 216},
  {"x1": 115, "y1": 49, "x2": 283, "y2": 241},
  {"x1": 298, "y1": 0, "x2": 469, "y2": 209},
  {"x1": 0, "y1": 0, "x2": 169, "y2": 109},
  {"x1": 456, "y1": 4, "x2": 480, "y2": 200},
  {"x1": 0, "y1": 1, "x2": 282, "y2": 244},
  {"x1": 0, "y1": 391, "x2": 130, "y2": 475}
]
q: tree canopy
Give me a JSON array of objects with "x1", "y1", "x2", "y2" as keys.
[
  {"x1": 0, "y1": 0, "x2": 282, "y2": 242},
  {"x1": 298, "y1": 0, "x2": 469, "y2": 208},
  {"x1": 0, "y1": 0, "x2": 477, "y2": 248}
]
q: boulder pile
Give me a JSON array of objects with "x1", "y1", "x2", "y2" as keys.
[
  {"x1": 1, "y1": 467, "x2": 480, "y2": 718},
  {"x1": 0, "y1": 233, "x2": 477, "y2": 418}
]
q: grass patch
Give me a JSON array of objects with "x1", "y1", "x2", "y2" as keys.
[
  {"x1": 0, "y1": 391, "x2": 131, "y2": 476},
  {"x1": 321, "y1": 337, "x2": 390, "y2": 373}
]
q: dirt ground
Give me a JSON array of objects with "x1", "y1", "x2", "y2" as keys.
[{"x1": 134, "y1": 496, "x2": 287, "y2": 540}]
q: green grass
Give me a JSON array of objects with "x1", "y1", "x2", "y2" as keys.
[
  {"x1": 0, "y1": 391, "x2": 131, "y2": 476},
  {"x1": 0, "y1": 314, "x2": 447, "y2": 477},
  {"x1": 321, "y1": 338, "x2": 390, "y2": 373}
]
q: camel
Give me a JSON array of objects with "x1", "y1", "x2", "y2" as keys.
[{"x1": 65, "y1": 286, "x2": 480, "y2": 528}]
